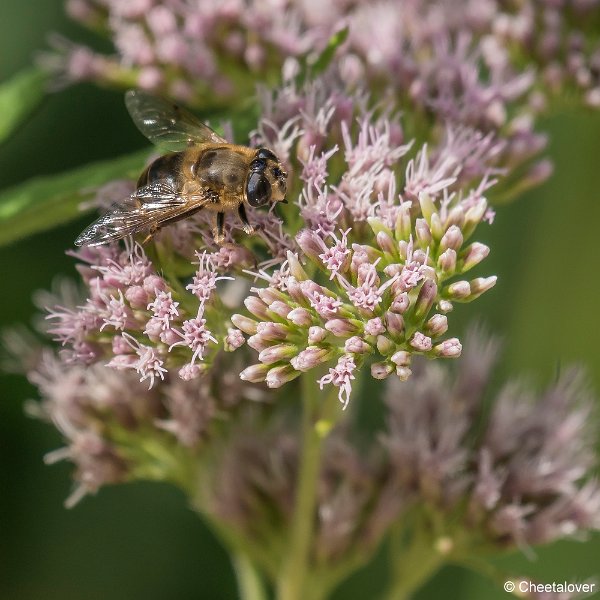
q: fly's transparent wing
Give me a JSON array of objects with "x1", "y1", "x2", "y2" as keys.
[
  {"x1": 74, "y1": 180, "x2": 216, "y2": 247},
  {"x1": 125, "y1": 89, "x2": 227, "y2": 151}
]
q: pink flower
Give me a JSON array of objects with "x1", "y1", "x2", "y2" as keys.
[
  {"x1": 147, "y1": 290, "x2": 179, "y2": 330},
  {"x1": 171, "y1": 315, "x2": 217, "y2": 365},
  {"x1": 338, "y1": 259, "x2": 397, "y2": 312},
  {"x1": 317, "y1": 354, "x2": 357, "y2": 409},
  {"x1": 109, "y1": 333, "x2": 167, "y2": 389},
  {"x1": 318, "y1": 229, "x2": 352, "y2": 279},
  {"x1": 301, "y1": 283, "x2": 343, "y2": 319},
  {"x1": 186, "y1": 251, "x2": 234, "y2": 306}
]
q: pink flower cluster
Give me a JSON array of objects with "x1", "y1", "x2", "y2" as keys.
[
  {"x1": 44, "y1": 0, "x2": 330, "y2": 102},
  {"x1": 233, "y1": 80, "x2": 497, "y2": 407},
  {"x1": 48, "y1": 0, "x2": 600, "y2": 112},
  {"x1": 46, "y1": 242, "x2": 230, "y2": 387},
  {"x1": 235, "y1": 208, "x2": 493, "y2": 406}
]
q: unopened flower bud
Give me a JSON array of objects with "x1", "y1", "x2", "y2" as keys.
[
  {"x1": 367, "y1": 217, "x2": 391, "y2": 237},
  {"x1": 143, "y1": 275, "x2": 166, "y2": 294},
  {"x1": 468, "y1": 276, "x2": 497, "y2": 299},
  {"x1": 125, "y1": 285, "x2": 149, "y2": 309},
  {"x1": 257, "y1": 288, "x2": 286, "y2": 305},
  {"x1": 414, "y1": 279, "x2": 437, "y2": 320},
  {"x1": 350, "y1": 245, "x2": 378, "y2": 274},
  {"x1": 365, "y1": 317, "x2": 386, "y2": 336},
  {"x1": 410, "y1": 331, "x2": 432, "y2": 352},
  {"x1": 286, "y1": 251, "x2": 309, "y2": 281},
  {"x1": 412, "y1": 249, "x2": 428, "y2": 265},
  {"x1": 434, "y1": 338, "x2": 462, "y2": 358},
  {"x1": 438, "y1": 249, "x2": 457, "y2": 274},
  {"x1": 463, "y1": 198, "x2": 488, "y2": 238},
  {"x1": 296, "y1": 229, "x2": 323, "y2": 263},
  {"x1": 231, "y1": 313, "x2": 258, "y2": 335},
  {"x1": 288, "y1": 307, "x2": 313, "y2": 327},
  {"x1": 256, "y1": 321, "x2": 289, "y2": 341},
  {"x1": 258, "y1": 343, "x2": 298, "y2": 364},
  {"x1": 396, "y1": 365, "x2": 412, "y2": 381},
  {"x1": 308, "y1": 326, "x2": 328, "y2": 343},
  {"x1": 224, "y1": 328, "x2": 245, "y2": 351},
  {"x1": 395, "y1": 203, "x2": 412, "y2": 241},
  {"x1": 445, "y1": 206, "x2": 465, "y2": 229},
  {"x1": 415, "y1": 218, "x2": 432, "y2": 245},
  {"x1": 268, "y1": 300, "x2": 291, "y2": 319},
  {"x1": 325, "y1": 318, "x2": 361, "y2": 337},
  {"x1": 345, "y1": 336, "x2": 372, "y2": 354},
  {"x1": 438, "y1": 299, "x2": 453, "y2": 313},
  {"x1": 440, "y1": 225, "x2": 463, "y2": 252},
  {"x1": 240, "y1": 363, "x2": 270, "y2": 382},
  {"x1": 425, "y1": 314, "x2": 448, "y2": 337},
  {"x1": 390, "y1": 292, "x2": 410, "y2": 314},
  {"x1": 376, "y1": 335, "x2": 395, "y2": 355},
  {"x1": 244, "y1": 296, "x2": 269, "y2": 319},
  {"x1": 419, "y1": 192, "x2": 436, "y2": 222},
  {"x1": 266, "y1": 364, "x2": 301, "y2": 388},
  {"x1": 385, "y1": 311, "x2": 405, "y2": 340},
  {"x1": 178, "y1": 363, "x2": 206, "y2": 381},
  {"x1": 430, "y1": 212, "x2": 444, "y2": 240},
  {"x1": 286, "y1": 278, "x2": 305, "y2": 304},
  {"x1": 144, "y1": 318, "x2": 163, "y2": 342},
  {"x1": 247, "y1": 334, "x2": 270, "y2": 352},
  {"x1": 371, "y1": 362, "x2": 394, "y2": 379},
  {"x1": 461, "y1": 242, "x2": 490, "y2": 272},
  {"x1": 160, "y1": 328, "x2": 180, "y2": 346},
  {"x1": 446, "y1": 280, "x2": 471, "y2": 300},
  {"x1": 391, "y1": 350, "x2": 411, "y2": 366},
  {"x1": 376, "y1": 231, "x2": 397, "y2": 256},
  {"x1": 291, "y1": 346, "x2": 335, "y2": 371}
]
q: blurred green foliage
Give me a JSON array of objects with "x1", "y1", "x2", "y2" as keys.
[{"x1": 0, "y1": 1, "x2": 598, "y2": 599}]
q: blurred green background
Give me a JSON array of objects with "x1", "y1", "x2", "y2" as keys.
[{"x1": 0, "y1": 2, "x2": 599, "y2": 599}]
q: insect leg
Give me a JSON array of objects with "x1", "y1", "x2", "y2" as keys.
[
  {"x1": 139, "y1": 221, "x2": 162, "y2": 245},
  {"x1": 212, "y1": 211, "x2": 225, "y2": 245},
  {"x1": 237, "y1": 203, "x2": 254, "y2": 235}
]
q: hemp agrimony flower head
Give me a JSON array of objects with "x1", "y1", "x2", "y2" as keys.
[
  {"x1": 196, "y1": 331, "x2": 600, "y2": 593},
  {"x1": 232, "y1": 75, "x2": 497, "y2": 406},
  {"x1": 4, "y1": 1, "x2": 598, "y2": 598},
  {"x1": 24, "y1": 344, "x2": 266, "y2": 507},
  {"x1": 42, "y1": 76, "x2": 502, "y2": 409},
  {"x1": 48, "y1": 0, "x2": 600, "y2": 114},
  {"x1": 14, "y1": 310, "x2": 600, "y2": 594}
]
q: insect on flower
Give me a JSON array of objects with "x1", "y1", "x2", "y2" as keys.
[{"x1": 75, "y1": 90, "x2": 288, "y2": 246}]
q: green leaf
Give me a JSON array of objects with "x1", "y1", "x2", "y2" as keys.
[
  {"x1": 0, "y1": 148, "x2": 149, "y2": 247},
  {"x1": 0, "y1": 67, "x2": 49, "y2": 144},
  {"x1": 310, "y1": 26, "x2": 349, "y2": 77},
  {"x1": 297, "y1": 26, "x2": 350, "y2": 85}
]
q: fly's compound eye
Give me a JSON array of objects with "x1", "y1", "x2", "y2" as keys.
[{"x1": 246, "y1": 172, "x2": 272, "y2": 207}]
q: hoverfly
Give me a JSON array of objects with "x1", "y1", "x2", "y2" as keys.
[{"x1": 75, "y1": 90, "x2": 288, "y2": 246}]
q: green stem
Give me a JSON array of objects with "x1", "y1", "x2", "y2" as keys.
[
  {"x1": 233, "y1": 552, "x2": 268, "y2": 600},
  {"x1": 276, "y1": 374, "x2": 338, "y2": 600},
  {"x1": 383, "y1": 529, "x2": 444, "y2": 600}
]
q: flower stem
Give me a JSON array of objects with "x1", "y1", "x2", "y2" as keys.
[
  {"x1": 276, "y1": 374, "x2": 338, "y2": 600},
  {"x1": 383, "y1": 527, "x2": 443, "y2": 600},
  {"x1": 233, "y1": 552, "x2": 268, "y2": 600}
]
